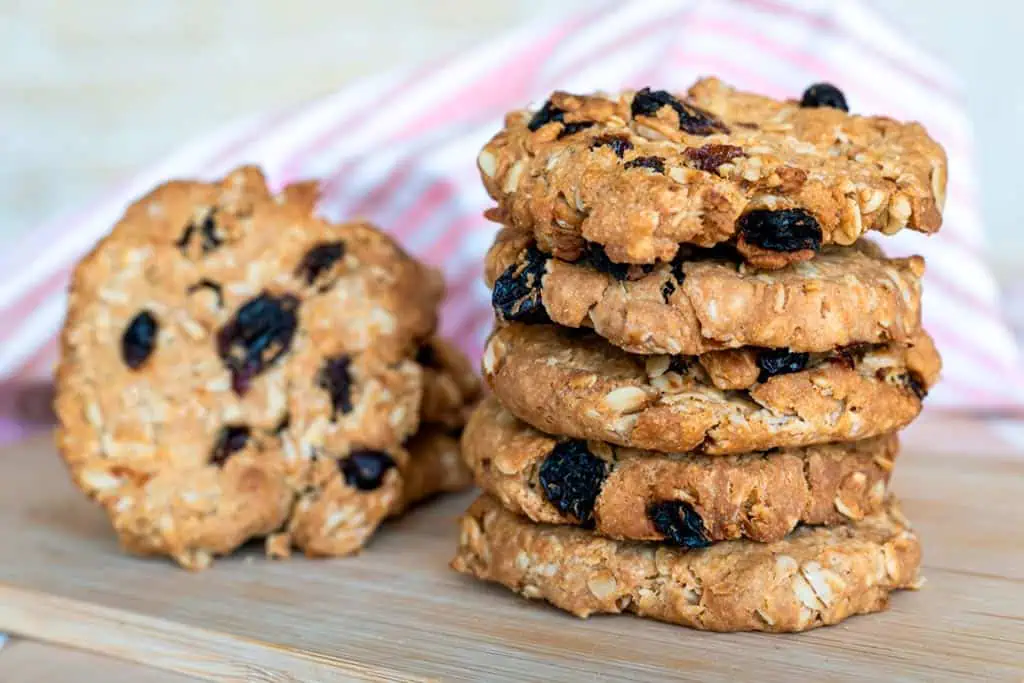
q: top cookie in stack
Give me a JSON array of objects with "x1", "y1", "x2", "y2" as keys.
[{"x1": 453, "y1": 79, "x2": 944, "y2": 633}]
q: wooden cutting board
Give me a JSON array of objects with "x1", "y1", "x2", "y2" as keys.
[{"x1": 1, "y1": 420, "x2": 1022, "y2": 682}]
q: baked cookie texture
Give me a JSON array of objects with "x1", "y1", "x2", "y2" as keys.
[
  {"x1": 486, "y1": 227, "x2": 925, "y2": 355},
  {"x1": 483, "y1": 323, "x2": 940, "y2": 455},
  {"x1": 55, "y1": 166, "x2": 477, "y2": 569},
  {"x1": 452, "y1": 494, "x2": 922, "y2": 633},
  {"x1": 478, "y1": 78, "x2": 946, "y2": 268},
  {"x1": 463, "y1": 396, "x2": 897, "y2": 544}
]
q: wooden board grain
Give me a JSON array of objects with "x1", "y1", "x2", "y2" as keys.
[{"x1": 0, "y1": 423, "x2": 1022, "y2": 682}]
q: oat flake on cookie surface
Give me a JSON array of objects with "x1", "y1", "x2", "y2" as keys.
[
  {"x1": 478, "y1": 78, "x2": 946, "y2": 269},
  {"x1": 55, "y1": 166, "x2": 479, "y2": 569}
]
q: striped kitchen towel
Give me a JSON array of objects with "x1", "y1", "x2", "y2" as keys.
[{"x1": 1, "y1": 0, "x2": 1022, "y2": 445}]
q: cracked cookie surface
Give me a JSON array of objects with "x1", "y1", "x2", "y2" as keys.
[
  {"x1": 452, "y1": 494, "x2": 922, "y2": 633},
  {"x1": 55, "y1": 166, "x2": 474, "y2": 568},
  {"x1": 486, "y1": 227, "x2": 925, "y2": 355},
  {"x1": 483, "y1": 323, "x2": 939, "y2": 455},
  {"x1": 463, "y1": 396, "x2": 897, "y2": 543},
  {"x1": 478, "y1": 78, "x2": 946, "y2": 268}
]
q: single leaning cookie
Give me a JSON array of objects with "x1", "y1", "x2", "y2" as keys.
[
  {"x1": 483, "y1": 323, "x2": 940, "y2": 455},
  {"x1": 55, "y1": 166, "x2": 474, "y2": 568},
  {"x1": 464, "y1": 396, "x2": 898, "y2": 544},
  {"x1": 452, "y1": 494, "x2": 922, "y2": 633},
  {"x1": 487, "y1": 227, "x2": 925, "y2": 355},
  {"x1": 478, "y1": 78, "x2": 946, "y2": 269}
]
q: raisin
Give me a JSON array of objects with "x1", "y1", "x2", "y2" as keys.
[
  {"x1": 415, "y1": 344, "x2": 438, "y2": 368},
  {"x1": 668, "y1": 357, "x2": 692, "y2": 375},
  {"x1": 683, "y1": 144, "x2": 744, "y2": 173},
  {"x1": 557, "y1": 121, "x2": 595, "y2": 139},
  {"x1": 648, "y1": 501, "x2": 711, "y2": 549},
  {"x1": 175, "y1": 211, "x2": 224, "y2": 255},
  {"x1": 318, "y1": 356, "x2": 354, "y2": 416},
  {"x1": 738, "y1": 209, "x2": 822, "y2": 254},
  {"x1": 661, "y1": 279, "x2": 676, "y2": 302},
  {"x1": 756, "y1": 349, "x2": 810, "y2": 382},
  {"x1": 800, "y1": 83, "x2": 849, "y2": 112},
  {"x1": 296, "y1": 241, "x2": 345, "y2": 285},
  {"x1": 121, "y1": 311, "x2": 158, "y2": 370},
  {"x1": 538, "y1": 440, "x2": 607, "y2": 526},
  {"x1": 211, "y1": 425, "x2": 250, "y2": 466},
  {"x1": 217, "y1": 293, "x2": 299, "y2": 395},
  {"x1": 590, "y1": 134, "x2": 634, "y2": 158},
  {"x1": 340, "y1": 450, "x2": 396, "y2": 491},
  {"x1": 631, "y1": 87, "x2": 727, "y2": 136},
  {"x1": 624, "y1": 156, "x2": 665, "y2": 174},
  {"x1": 903, "y1": 372, "x2": 927, "y2": 400},
  {"x1": 527, "y1": 99, "x2": 565, "y2": 131},
  {"x1": 187, "y1": 279, "x2": 224, "y2": 307},
  {"x1": 492, "y1": 246, "x2": 551, "y2": 324}
]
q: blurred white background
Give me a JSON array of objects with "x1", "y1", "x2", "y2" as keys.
[{"x1": 1, "y1": 1, "x2": 1020, "y2": 281}]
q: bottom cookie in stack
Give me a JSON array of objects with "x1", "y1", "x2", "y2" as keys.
[{"x1": 452, "y1": 494, "x2": 921, "y2": 633}]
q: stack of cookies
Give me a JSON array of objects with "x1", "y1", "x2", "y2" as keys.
[
  {"x1": 56, "y1": 167, "x2": 479, "y2": 569},
  {"x1": 453, "y1": 79, "x2": 945, "y2": 632}
]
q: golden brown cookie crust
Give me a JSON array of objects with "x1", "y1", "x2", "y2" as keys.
[
  {"x1": 478, "y1": 78, "x2": 946, "y2": 267},
  {"x1": 486, "y1": 228, "x2": 925, "y2": 355},
  {"x1": 463, "y1": 396, "x2": 897, "y2": 544},
  {"x1": 451, "y1": 494, "x2": 922, "y2": 633},
  {"x1": 55, "y1": 166, "x2": 470, "y2": 568},
  {"x1": 483, "y1": 323, "x2": 940, "y2": 455}
]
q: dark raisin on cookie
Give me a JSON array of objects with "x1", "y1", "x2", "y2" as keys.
[
  {"x1": 668, "y1": 356, "x2": 693, "y2": 375},
  {"x1": 683, "y1": 144, "x2": 744, "y2": 173},
  {"x1": 800, "y1": 83, "x2": 849, "y2": 112},
  {"x1": 527, "y1": 99, "x2": 565, "y2": 131},
  {"x1": 340, "y1": 450, "x2": 396, "y2": 491},
  {"x1": 318, "y1": 356, "x2": 354, "y2": 416},
  {"x1": 661, "y1": 279, "x2": 676, "y2": 302},
  {"x1": 492, "y1": 246, "x2": 551, "y2": 324},
  {"x1": 175, "y1": 210, "x2": 224, "y2": 255},
  {"x1": 756, "y1": 348, "x2": 811, "y2": 382},
  {"x1": 211, "y1": 425, "x2": 251, "y2": 466},
  {"x1": 738, "y1": 209, "x2": 822, "y2": 253},
  {"x1": 557, "y1": 121, "x2": 595, "y2": 139},
  {"x1": 121, "y1": 310, "x2": 158, "y2": 370},
  {"x1": 217, "y1": 293, "x2": 299, "y2": 395},
  {"x1": 630, "y1": 87, "x2": 728, "y2": 136},
  {"x1": 903, "y1": 372, "x2": 928, "y2": 400},
  {"x1": 296, "y1": 241, "x2": 345, "y2": 286},
  {"x1": 538, "y1": 440, "x2": 608, "y2": 526},
  {"x1": 415, "y1": 344, "x2": 438, "y2": 368},
  {"x1": 590, "y1": 134, "x2": 634, "y2": 158},
  {"x1": 186, "y1": 279, "x2": 224, "y2": 306},
  {"x1": 624, "y1": 156, "x2": 666, "y2": 174},
  {"x1": 648, "y1": 500, "x2": 711, "y2": 549}
]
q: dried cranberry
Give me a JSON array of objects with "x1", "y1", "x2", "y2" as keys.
[
  {"x1": 211, "y1": 425, "x2": 250, "y2": 466},
  {"x1": 631, "y1": 88, "x2": 727, "y2": 136},
  {"x1": 318, "y1": 356, "x2": 354, "y2": 416},
  {"x1": 217, "y1": 293, "x2": 299, "y2": 395},
  {"x1": 492, "y1": 246, "x2": 551, "y2": 324},
  {"x1": 296, "y1": 241, "x2": 345, "y2": 285},
  {"x1": 800, "y1": 83, "x2": 849, "y2": 112},
  {"x1": 756, "y1": 349, "x2": 810, "y2": 382},
  {"x1": 538, "y1": 440, "x2": 607, "y2": 526},
  {"x1": 121, "y1": 311, "x2": 158, "y2": 370},
  {"x1": 624, "y1": 156, "x2": 665, "y2": 174},
  {"x1": 738, "y1": 209, "x2": 822, "y2": 253},
  {"x1": 175, "y1": 211, "x2": 224, "y2": 255},
  {"x1": 648, "y1": 501, "x2": 711, "y2": 549},
  {"x1": 340, "y1": 450, "x2": 396, "y2": 491},
  {"x1": 683, "y1": 144, "x2": 744, "y2": 173},
  {"x1": 590, "y1": 134, "x2": 634, "y2": 158},
  {"x1": 527, "y1": 99, "x2": 565, "y2": 131},
  {"x1": 557, "y1": 121, "x2": 595, "y2": 139}
]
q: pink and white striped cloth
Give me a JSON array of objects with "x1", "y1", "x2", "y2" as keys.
[{"x1": 2, "y1": 0, "x2": 1022, "y2": 444}]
